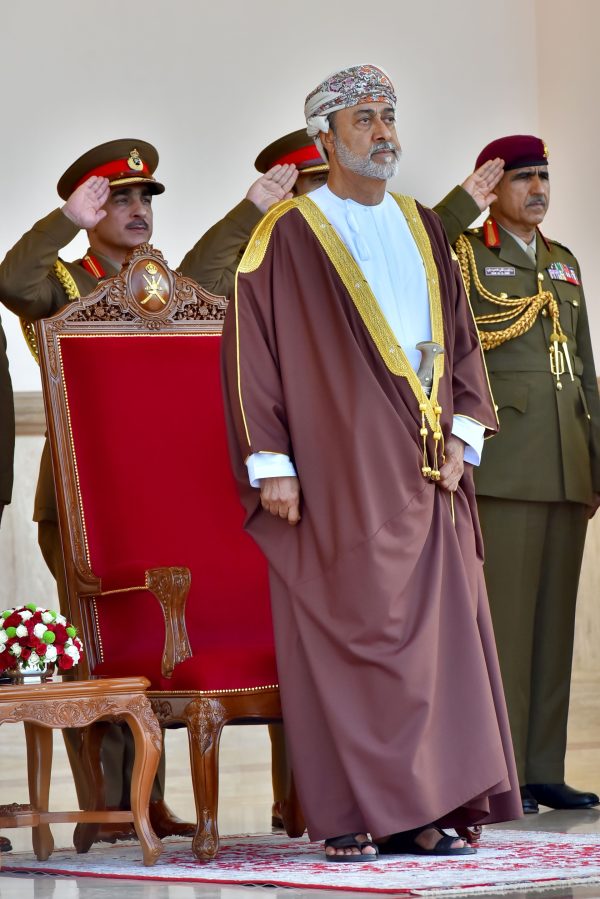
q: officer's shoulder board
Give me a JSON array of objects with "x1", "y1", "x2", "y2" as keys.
[{"x1": 546, "y1": 237, "x2": 575, "y2": 256}]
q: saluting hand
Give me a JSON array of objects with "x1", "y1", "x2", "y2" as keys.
[
  {"x1": 461, "y1": 158, "x2": 504, "y2": 212},
  {"x1": 260, "y1": 476, "x2": 301, "y2": 526},
  {"x1": 246, "y1": 164, "x2": 299, "y2": 214},
  {"x1": 62, "y1": 176, "x2": 110, "y2": 229},
  {"x1": 438, "y1": 435, "x2": 465, "y2": 493}
]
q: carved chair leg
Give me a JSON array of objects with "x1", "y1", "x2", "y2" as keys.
[
  {"x1": 186, "y1": 700, "x2": 226, "y2": 860},
  {"x1": 123, "y1": 701, "x2": 163, "y2": 866},
  {"x1": 24, "y1": 722, "x2": 54, "y2": 861},
  {"x1": 73, "y1": 721, "x2": 107, "y2": 854}
]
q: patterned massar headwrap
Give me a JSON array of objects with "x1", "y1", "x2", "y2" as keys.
[{"x1": 304, "y1": 64, "x2": 397, "y2": 160}]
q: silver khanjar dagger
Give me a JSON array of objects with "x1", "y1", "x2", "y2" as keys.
[{"x1": 416, "y1": 341, "x2": 444, "y2": 396}]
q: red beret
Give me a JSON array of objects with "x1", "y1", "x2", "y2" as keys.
[{"x1": 476, "y1": 134, "x2": 549, "y2": 172}]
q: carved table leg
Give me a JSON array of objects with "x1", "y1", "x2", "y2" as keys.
[
  {"x1": 186, "y1": 697, "x2": 226, "y2": 860},
  {"x1": 25, "y1": 722, "x2": 54, "y2": 861},
  {"x1": 123, "y1": 698, "x2": 163, "y2": 866},
  {"x1": 73, "y1": 721, "x2": 107, "y2": 853}
]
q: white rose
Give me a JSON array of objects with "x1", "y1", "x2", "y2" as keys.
[
  {"x1": 33, "y1": 623, "x2": 47, "y2": 639},
  {"x1": 45, "y1": 645, "x2": 58, "y2": 662},
  {"x1": 0, "y1": 643, "x2": 5, "y2": 653},
  {"x1": 15, "y1": 624, "x2": 28, "y2": 638},
  {"x1": 19, "y1": 611, "x2": 33, "y2": 621},
  {"x1": 65, "y1": 644, "x2": 80, "y2": 662},
  {"x1": 11, "y1": 645, "x2": 22, "y2": 657},
  {"x1": 42, "y1": 612, "x2": 54, "y2": 624},
  {"x1": 0, "y1": 631, "x2": 8, "y2": 645},
  {"x1": 55, "y1": 615, "x2": 67, "y2": 626}
]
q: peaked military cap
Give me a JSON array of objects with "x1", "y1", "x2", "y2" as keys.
[
  {"x1": 57, "y1": 138, "x2": 165, "y2": 200},
  {"x1": 476, "y1": 134, "x2": 549, "y2": 172},
  {"x1": 254, "y1": 129, "x2": 328, "y2": 175}
]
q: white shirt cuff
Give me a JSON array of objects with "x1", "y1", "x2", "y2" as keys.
[
  {"x1": 452, "y1": 416, "x2": 485, "y2": 466},
  {"x1": 246, "y1": 452, "x2": 297, "y2": 488}
]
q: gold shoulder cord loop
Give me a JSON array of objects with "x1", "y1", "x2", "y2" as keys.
[
  {"x1": 20, "y1": 260, "x2": 80, "y2": 365},
  {"x1": 454, "y1": 235, "x2": 573, "y2": 387}
]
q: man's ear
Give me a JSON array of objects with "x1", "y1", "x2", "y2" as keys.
[{"x1": 321, "y1": 129, "x2": 334, "y2": 158}]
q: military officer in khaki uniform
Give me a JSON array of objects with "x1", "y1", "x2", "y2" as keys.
[
  {"x1": 0, "y1": 139, "x2": 197, "y2": 842},
  {"x1": 435, "y1": 135, "x2": 600, "y2": 814},
  {"x1": 0, "y1": 316, "x2": 14, "y2": 854},
  {"x1": 181, "y1": 128, "x2": 328, "y2": 299},
  {"x1": 0, "y1": 317, "x2": 14, "y2": 528}
]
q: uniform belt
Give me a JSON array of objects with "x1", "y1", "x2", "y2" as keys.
[{"x1": 486, "y1": 355, "x2": 584, "y2": 376}]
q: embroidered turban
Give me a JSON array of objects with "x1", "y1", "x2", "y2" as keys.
[{"x1": 304, "y1": 64, "x2": 396, "y2": 160}]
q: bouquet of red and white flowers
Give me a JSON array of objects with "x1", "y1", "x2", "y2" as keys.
[{"x1": 0, "y1": 604, "x2": 83, "y2": 672}]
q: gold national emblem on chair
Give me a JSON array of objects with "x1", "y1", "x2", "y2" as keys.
[{"x1": 129, "y1": 256, "x2": 172, "y2": 315}]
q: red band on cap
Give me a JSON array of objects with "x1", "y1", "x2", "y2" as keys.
[
  {"x1": 74, "y1": 157, "x2": 151, "y2": 191},
  {"x1": 273, "y1": 145, "x2": 323, "y2": 169}
]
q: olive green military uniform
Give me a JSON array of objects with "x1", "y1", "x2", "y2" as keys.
[
  {"x1": 179, "y1": 199, "x2": 262, "y2": 298},
  {"x1": 435, "y1": 186, "x2": 600, "y2": 784},
  {"x1": 0, "y1": 316, "x2": 14, "y2": 522},
  {"x1": 0, "y1": 206, "x2": 244, "y2": 808}
]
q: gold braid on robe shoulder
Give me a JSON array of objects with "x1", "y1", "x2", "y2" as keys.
[
  {"x1": 20, "y1": 260, "x2": 80, "y2": 364},
  {"x1": 454, "y1": 234, "x2": 574, "y2": 387}
]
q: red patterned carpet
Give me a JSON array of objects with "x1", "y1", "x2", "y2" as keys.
[{"x1": 2, "y1": 830, "x2": 600, "y2": 895}]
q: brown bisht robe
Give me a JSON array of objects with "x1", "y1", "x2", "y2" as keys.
[{"x1": 221, "y1": 193, "x2": 521, "y2": 841}]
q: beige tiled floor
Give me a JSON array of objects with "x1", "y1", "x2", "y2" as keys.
[{"x1": 0, "y1": 673, "x2": 599, "y2": 898}]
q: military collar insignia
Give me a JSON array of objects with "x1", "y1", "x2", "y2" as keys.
[
  {"x1": 80, "y1": 253, "x2": 106, "y2": 279},
  {"x1": 547, "y1": 262, "x2": 580, "y2": 285},
  {"x1": 483, "y1": 217, "x2": 501, "y2": 248}
]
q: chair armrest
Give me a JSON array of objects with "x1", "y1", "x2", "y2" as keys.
[
  {"x1": 145, "y1": 567, "x2": 193, "y2": 678},
  {"x1": 92, "y1": 566, "x2": 192, "y2": 679}
]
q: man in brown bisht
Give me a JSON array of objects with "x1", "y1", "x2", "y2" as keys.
[{"x1": 221, "y1": 64, "x2": 522, "y2": 862}]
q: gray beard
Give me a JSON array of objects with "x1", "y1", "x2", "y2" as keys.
[{"x1": 333, "y1": 135, "x2": 400, "y2": 180}]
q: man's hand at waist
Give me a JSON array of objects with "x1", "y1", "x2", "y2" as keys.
[
  {"x1": 260, "y1": 476, "x2": 301, "y2": 526},
  {"x1": 439, "y1": 435, "x2": 465, "y2": 493}
]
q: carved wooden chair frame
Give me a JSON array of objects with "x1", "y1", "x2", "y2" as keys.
[{"x1": 36, "y1": 243, "x2": 303, "y2": 859}]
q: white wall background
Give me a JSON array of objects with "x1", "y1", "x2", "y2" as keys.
[{"x1": 0, "y1": 0, "x2": 545, "y2": 389}]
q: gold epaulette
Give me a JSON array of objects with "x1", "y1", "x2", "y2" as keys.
[{"x1": 20, "y1": 259, "x2": 81, "y2": 365}]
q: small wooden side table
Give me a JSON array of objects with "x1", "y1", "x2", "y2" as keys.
[{"x1": 0, "y1": 676, "x2": 163, "y2": 866}]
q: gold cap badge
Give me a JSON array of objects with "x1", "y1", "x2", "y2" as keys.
[{"x1": 127, "y1": 149, "x2": 144, "y2": 171}]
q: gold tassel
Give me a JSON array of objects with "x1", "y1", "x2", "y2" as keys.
[{"x1": 420, "y1": 403, "x2": 432, "y2": 479}]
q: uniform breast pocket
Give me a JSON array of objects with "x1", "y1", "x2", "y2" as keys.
[{"x1": 552, "y1": 282, "x2": 581, "y2": 334}]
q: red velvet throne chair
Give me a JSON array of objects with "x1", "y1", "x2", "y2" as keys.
[{"x1": 36, "y1": 243, "x2": 303, "y2": 859}]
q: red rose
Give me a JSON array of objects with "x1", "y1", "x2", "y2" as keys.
[
  {"x1": 58, "y1": 654, "x2": 74, "y2": 670},
  {"x1": 52, "y1": 624, "x2": 68, "y2": 646},
  {"x1": 3, "y1": 612, "x2": 21, "y2": 629}
]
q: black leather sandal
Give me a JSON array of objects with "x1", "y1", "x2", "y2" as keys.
[
  {"x1": 378, "y1": 825, "x2": 476, "y2": 856},
  {"x1": 324, "y1": 832, "x2": 379, "y2": 863}
]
